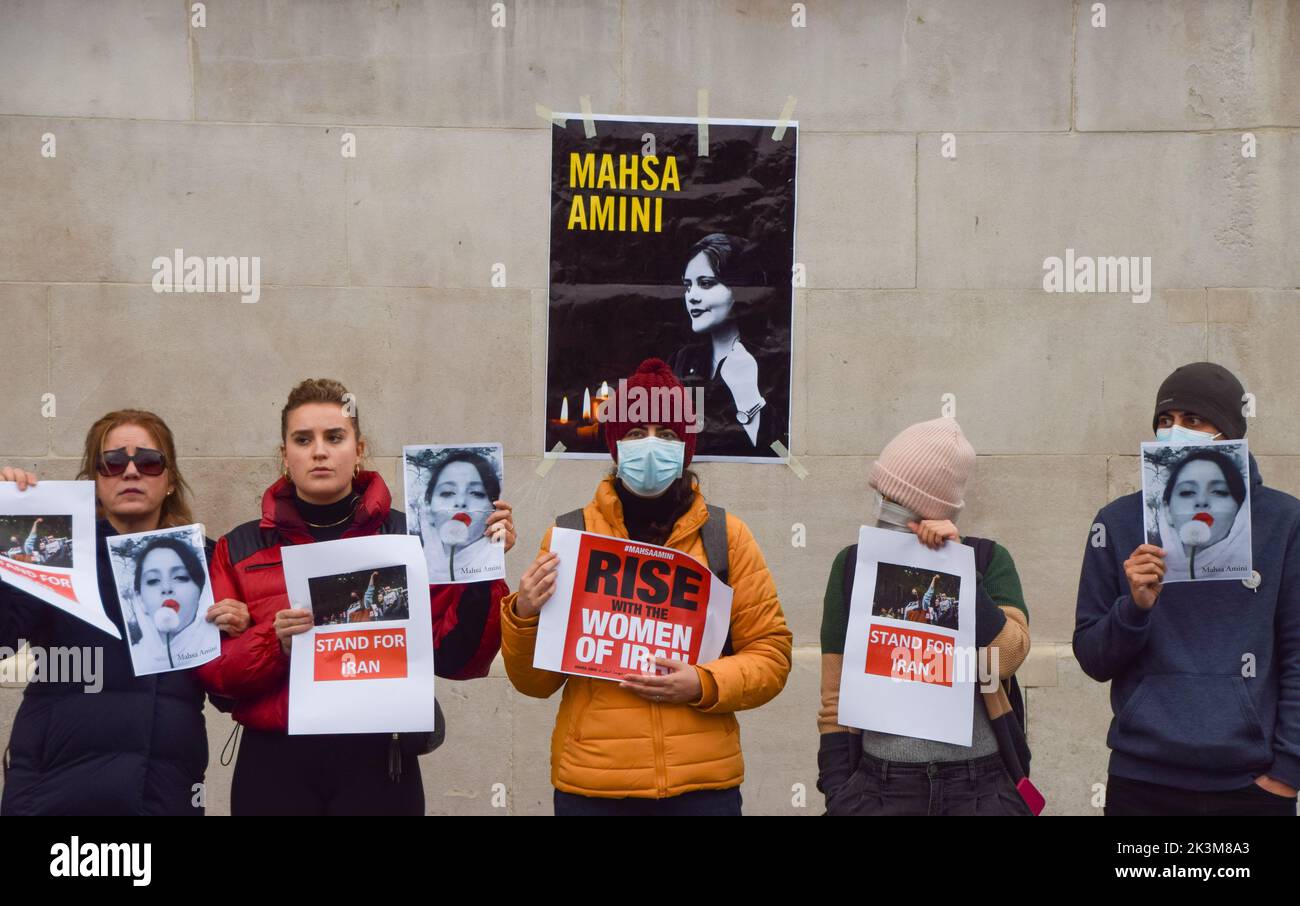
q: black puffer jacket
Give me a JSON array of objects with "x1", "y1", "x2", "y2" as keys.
[{"x1": 0, "y1": 520, "x2": 210, "y2": 815}]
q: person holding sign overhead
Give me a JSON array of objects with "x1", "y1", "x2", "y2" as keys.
[
  {"x1": 501, "y1": 358, "x2": 792, "y2": 816},
  {"x1": 816, "y1": 418, "x2": 1036, "y2": 816},
  {"x1": 195, "y1": 379, "x2": 515, "y2": 815},
  {"x1": 1, "y1": 409, "x2": 248, "y2": 815},
  {"x1": 1074, "y1": 362, "x2": 1300, "y2": 815}
]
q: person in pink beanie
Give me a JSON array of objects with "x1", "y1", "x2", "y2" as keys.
[{"x1": 817, "y1": 418, "x2": 1038, "y2": 816}]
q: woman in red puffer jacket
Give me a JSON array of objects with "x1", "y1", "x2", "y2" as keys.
[{"x1": 197, "y1": 378, "x2": 513, "y2": 815}]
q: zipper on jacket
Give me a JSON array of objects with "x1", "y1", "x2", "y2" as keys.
[
  {"x1": 388, "y1": 733, "x2": 401, "y2": 782},
  {"x1": 650, "y1": 701, "x2": 667, "y2": 797}
]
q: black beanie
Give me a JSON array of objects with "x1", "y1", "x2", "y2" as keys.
[{"x1": 1152, "y1": 362, "x2": 1247, "y2": 439}]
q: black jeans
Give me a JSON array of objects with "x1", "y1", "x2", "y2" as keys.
[
  {"x1": 231, "y1": 728, "x2": 425, "y2": 816},
  {"x1": 1104, "y1": 774, "x2": 1297, "y2": 816},
  {"x1": 825, "y1": 752, "x2": 1032, "y2": 816},
  {"x1": 554, "y1": 787, "x2": 742, "y2": 816}
]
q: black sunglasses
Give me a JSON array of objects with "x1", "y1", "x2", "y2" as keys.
[{"x1": 96, "y1": 447, "x2": 167, "y2": 478}]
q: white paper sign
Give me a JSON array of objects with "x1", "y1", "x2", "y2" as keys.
[
  {"x1": 0, "y1": 481, "x2": 120, "y2": 639},
  {"x1": 1140, "y1": 439, "x2": 1252, "y2": 582},
  {"x1": 838, "y1": 525, "x2": 976, "y2": 746},
  {"x1": 403, "y1": 442, "x2": 507, "y2": 585},
  {"x1": 534, "y1": 528, "x2": 732, "y2": 680},
  {"x1": 283, "y1": 535, "x2": 436, "y2": 735},
  {"x1": 105, "y1": 524, "x2": 220, "y2": 676}
]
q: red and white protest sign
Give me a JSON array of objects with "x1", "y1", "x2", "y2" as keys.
[
  {"x1": 283, "y1": 535, "x2": 435, "y2": 735},
  {"x1": 839, "y1": 525, "x2": 976, "y2": 745},
  {"x1": 534, "y1": 528, "x2": 732, "y2": 681},
  {"x1": 313, "y1": 627, "x2": 408, "y2": 681},
  {"x1": 0, "y1": 481, "x2": 120, "y2": 639},
  {"x1": 864, "y1": 624, "x2": 955, "y2": 687}
]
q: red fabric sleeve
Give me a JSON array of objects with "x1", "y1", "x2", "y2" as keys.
[
  {"x1": 429, "y1": 579, "x2": 506, "y2": 680},
  {"x1": 194, "y1": 536, "x2": 290, "y2": 700}
]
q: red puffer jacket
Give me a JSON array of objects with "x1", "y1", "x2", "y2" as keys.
[{"x1": 195, "y1": 471, "x2": 503, "y2": 732}]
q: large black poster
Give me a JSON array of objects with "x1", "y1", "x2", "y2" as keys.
[{"x1": 545, "y1": 114, "x2": 798, "y2": 463}]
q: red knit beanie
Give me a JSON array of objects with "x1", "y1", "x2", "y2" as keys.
[{"x1": 602, "y1": 358, "x2": 698, "y2": 467}]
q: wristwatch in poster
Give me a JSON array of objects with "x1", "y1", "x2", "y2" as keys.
[{"x1": 736, "y1": 398, "x2": 766, "y2": 425}]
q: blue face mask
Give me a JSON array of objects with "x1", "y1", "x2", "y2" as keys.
[
  {"x1": 615, "y1": 436, "x2": 685, "y2": 497},
  {"x1": 1155, "y1": 425, "x2": 1222, "y2": 444}
]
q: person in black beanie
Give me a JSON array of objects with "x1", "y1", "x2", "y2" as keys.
[
  {"x1": 1074, "y1": 361, "x2": 1300, "y2": 815},
  {"x1": 1150, "y1": 361, "x2": 1248, "y2": 441}
]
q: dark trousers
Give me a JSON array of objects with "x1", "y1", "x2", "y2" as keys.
[
  {"x1": 1104, "y1": 774, "x2": 1297, "y2": 816},
  {"x1": 554, "y1": 787, "x2": 742, "y2": 816},
  {"x1": 825, "y1": 751, "x2": 1032, "y2": 816},
  {"x1": 231, "y1": 728, "x2": 425, "y2": 816}
]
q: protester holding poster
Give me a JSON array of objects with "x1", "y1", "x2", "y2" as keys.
[
  {"x1": 502, "y1": 359, "x2": 792, "y2": 816},
  {"x1": 1075, "y1": 362, "x2": 1300, "y2": 816},
  {"x1": 196, "y1": 379, "x2": 513, "y2": 816},
  {"x1": 0, "y1": 409, "x2": 247, "y2": 815},
  {"x1": 817, "y1": 418, "x2": 1036, "y2": 816}
]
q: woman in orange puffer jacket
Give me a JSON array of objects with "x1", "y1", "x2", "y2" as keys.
[{"x1": 501, "y1": 359, "x2": 792, "y2": 815}]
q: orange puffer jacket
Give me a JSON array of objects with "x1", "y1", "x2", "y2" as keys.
[{"x1": 501, "y1": 476, "x2": 793, "y2": 799}]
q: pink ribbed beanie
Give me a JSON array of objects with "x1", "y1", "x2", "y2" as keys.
[{"x1": 868, "y1": 418, "x2": 975, "y2": 521}]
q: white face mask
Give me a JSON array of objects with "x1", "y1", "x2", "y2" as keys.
[
  {"x1": 874, "y1": 492, "x2": 920, "y2": 532},
  {"x1": 1155, "y1": 425, "x2": 1222, "y2": 444}
]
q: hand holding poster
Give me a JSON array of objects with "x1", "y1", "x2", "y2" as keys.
[
  {"x1": 283, "y1": 535, "x2": 436, "y2": 735},
  {"x1": 838, "y1": 526, "x2": 976, "y2": 746},
  {"x1": 0, "y1": 481, "x2": 120, "y2": 639},
  {"x1": 1140, "y1": 439, "x2": 1252, "y2": 582},
  {"x1": 402, "y1": 443, "x2": 506, "y2": 584},
  {"x1": 534, "y1": 528, "x2": 732, "y2": 680},
  {"x1": 106, "y1": 523, "x2": 220, "y2": 675}
]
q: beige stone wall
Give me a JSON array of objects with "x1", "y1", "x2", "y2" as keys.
[{"x1": 1, "y1": 0, "x2": 1297, "y2": 815}]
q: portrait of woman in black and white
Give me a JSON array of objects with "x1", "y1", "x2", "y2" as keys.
[
  {"x1": 667, "y1": 233, "x2": 790, "y2": 459},
  {"x1": 1141, "y1": 442, "x2": 1252, "y2": 582},
  {"x1": 109, "y1": 527, "x2": 221, "y2": 675},
  {"x1": 403, "y1": 444, "x2": 507, "y2": 585}
]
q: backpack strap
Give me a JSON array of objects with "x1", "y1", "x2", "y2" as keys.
[
  {"x1": 700, "y1": 505, "x2": 729, "y2": 585},
  {"x1": 697, "y1": 505, "x2": 734, "y2": 657},
  {"x1": 555, "y1": 509, "x2": 586, "y2": 532},
  {"x1": 382, "y1": 509, "x2": 407, "y2": 537},
  {"x1": 960, "y1": 535, "x2": 997, "y2": 575},
  {"x1": 841, "y1": 543, "x2": 859, "y2": 618}
]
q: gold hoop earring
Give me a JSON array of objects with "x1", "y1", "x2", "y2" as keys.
[{"x1": 353, "y1": 463, "x2": 361, "y2": 478}]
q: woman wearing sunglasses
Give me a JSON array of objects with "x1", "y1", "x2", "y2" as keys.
[{"x1": 0, "y1": 409, "x2": 250, "y2": 815}]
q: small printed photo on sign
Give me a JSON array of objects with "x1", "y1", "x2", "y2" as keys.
[
  {"x1": 309, "y1": 564, "x2": 410, "y2": 626},
  {"x1": 403, "y1": 443, "x2": 506, "y2": 584},
  {"x1": 870, "y1": 561, "x2": 960, "y2": 629},
  {"x1": 106, "y1": 524, "x2": 220, "y2": 675},
  {"x1": 0, "y1": 515, "x2": 74, "y2": 568},
  {"x1": 1140, "y1": 439, "x2": 1252, "y2": 583}
]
